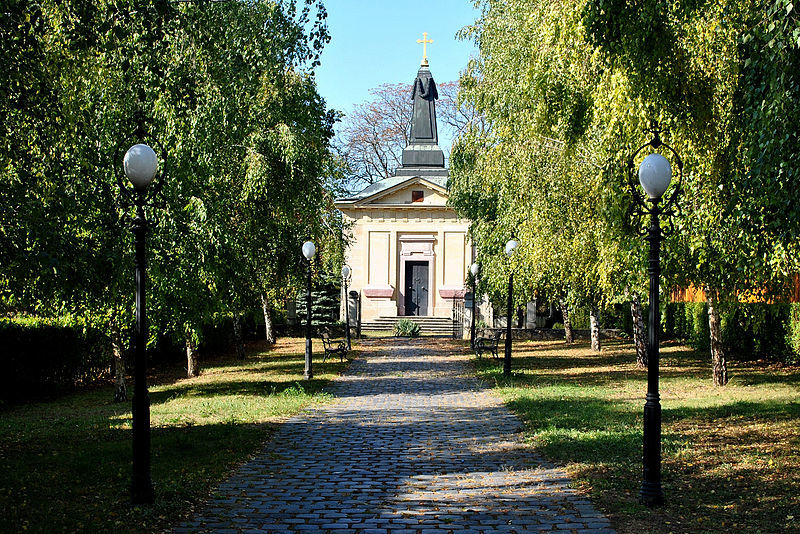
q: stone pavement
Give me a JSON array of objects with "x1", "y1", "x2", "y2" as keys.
[{"x1": 175, "y1": 338, "x2": 615, "y2": 534}]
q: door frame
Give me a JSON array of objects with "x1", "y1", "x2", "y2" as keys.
[
  {"x1": 397, "y1": 235, "x2": 435, "y2": 316},
  {"x1": 403, "y1": 260, "x2": 430, "y2": 316}
]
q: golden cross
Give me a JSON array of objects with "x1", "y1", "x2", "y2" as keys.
[{"x1": 416, "y1": 32, "x2": 433, "y2": 66}]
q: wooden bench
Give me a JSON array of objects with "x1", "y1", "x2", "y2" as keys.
[
  {"x1": 321, "y1": 331, "x2": 348, "y2": 362},
  {"x1": 474, "y1": 330, "x2": 502, "y2": 359}
]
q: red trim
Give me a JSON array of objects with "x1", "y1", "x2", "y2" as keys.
[
  {"x1": 439, "y1": 289, "x2": 466, "y2": 299},
  {"x1": 363, "y1": 287, "x2": 394, "y2": 298}
]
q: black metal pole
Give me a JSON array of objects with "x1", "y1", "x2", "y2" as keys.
[
  {"x1": 504, "y1": 272, "x2": 513, "y2": 377},
  {"x1": 641, "y1": 201, "x2": 664, "y2": 506},
  {"x1": 344, "y1": 277, "x2": 351, "y2": 350},
  {"x1": 131, "y1": 200, "x2": 154, "y2": 504},
  {"x1": 304, "y1": 258, "x2": 313, "y2": 380},
  {"x1": 470, "y1": 275, "x2": 477, "y2": 349}
]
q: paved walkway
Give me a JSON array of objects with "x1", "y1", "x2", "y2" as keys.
[{"x1": 176, "y1": 338, "x2": 615, "y2": 534}]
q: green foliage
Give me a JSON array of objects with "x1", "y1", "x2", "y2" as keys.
[
  {"x1": 296, "y1": 269, "x2": 341, "y2": 329},
  {"x1": 394, "y1": 319, "x2": 421, "y2": 337},
  {"x1": 664, "y1": 302, "x2": 800, "y2": 363},
  {"x1": 454, "y1": 0, "x2": 800, "y2": 382},
  {"x1": 0, "y1": 0, "x2": 343, "y2": 357},
  {"x1": 663, "y1": 302, "x2": 709, "y2": 349},
  {"x1": 0, "y1": 317, "x2": 110, "y2": 402},
  {"x1": 788, "y1": 304, "x2": 800, "y2": 364}
]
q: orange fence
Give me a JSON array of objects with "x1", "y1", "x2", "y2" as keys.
[{"x1": 670, "y1": 275, "x2": 800, "y2": 304}]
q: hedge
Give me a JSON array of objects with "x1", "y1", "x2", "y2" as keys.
[
  {"x1": 663, "y1": 302, "x2": 800, "y2": 363},
  {"x1": 0, "y1": 317, "x2": 111, "y2": 402}
]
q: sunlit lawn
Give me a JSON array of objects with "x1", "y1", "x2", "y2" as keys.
[
  {"x1": 0, "y1": 337, "x2": 353, "y2": 533},
  {"x1": 473, "y1": 339, "x2": 800, "y2": 534}
]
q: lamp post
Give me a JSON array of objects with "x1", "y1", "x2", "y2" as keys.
[
  {"x1": 341, "y1": 265, "x2": 352, "y2": 350},
  {"x1": 117, "y1": 124, "x2": 164, "y2": 505},
  {"x1": 504, "y1": 239, "x2": 518, "y2": 377},
  {"x1": 628, "y1": 124, "x2": 682, "y2": 507},
  {"x1": 302, "y1": 241, "x2": 316, "y2": 380},
  {"x1": 470, "y1": 262, "x2": 480, "y2": 348}
]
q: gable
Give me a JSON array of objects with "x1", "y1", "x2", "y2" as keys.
[
  {"x1": 352, "y1": 177, "x2": 448, "y2": 208},
  {"x1": 370, "y1": 182, "x2": 447, "y2": 206}
]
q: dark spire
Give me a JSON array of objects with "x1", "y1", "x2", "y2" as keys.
[{"x1": 400, "y1": 64, "x2": 445, "y2": 169}]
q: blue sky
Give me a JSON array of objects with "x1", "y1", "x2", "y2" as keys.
[{"x1": 314, "y1": 1, "x2": 480, "y2": 127}]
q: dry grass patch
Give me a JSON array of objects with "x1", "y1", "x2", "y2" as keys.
[{"x1": 473, "y1": 339, "x2": 800, "y2": 534}]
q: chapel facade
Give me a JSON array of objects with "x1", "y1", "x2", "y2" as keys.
[{"x1": 334, "y1": 56, "x2": 473, "y2": 323}]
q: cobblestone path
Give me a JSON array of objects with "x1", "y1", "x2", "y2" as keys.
[{"x1": 176, "y1": 338, "x2": 615, "y2": 534}]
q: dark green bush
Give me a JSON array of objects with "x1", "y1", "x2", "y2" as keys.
[
  {"x1": 663, "y1": 301, "x2": 799, "y2": 363},
  {"x1": 0, "y1": 317, "x2": 110, "y2": 402},
  {"x1": 296, "y1": 272, "x2": 340, "y2": 330},
  {"x1": 721, "y1": 303, "x2": 794, "y2": 361}
]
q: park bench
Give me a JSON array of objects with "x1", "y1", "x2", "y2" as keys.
[
  {"x1": 474, "y1": 330, "x2": 502, "y2": 359},
  {"x1": 321, "y1": 331, "x2": 348, "y2": 363}
]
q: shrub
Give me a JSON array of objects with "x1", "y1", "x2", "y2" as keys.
[
  {"x1": 295, "y1": 271, "x2": 340, "y2": 330},
  {"x1": 664, "y1": 301, "x2": 800, "y2": 363},
  {"x1": 568, "y1": 306, "x2": 590, "y2": 329},
  {"x1": 788, "y1": 304, "x2": 800, "y2": 364},
  {"x1": 0, "y1": 317, "x2": 111, "y2": 402},
  {"x1": 394, "y1": 319, "x2": 421, "y2": 337}
]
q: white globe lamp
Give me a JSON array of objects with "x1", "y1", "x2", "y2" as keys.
[
  {"x1": 123, "y1": 144, "x2": 158, "y2": 191},
  {"x1": 638, "y1": 153, "x2": 672, "y2": 200}
]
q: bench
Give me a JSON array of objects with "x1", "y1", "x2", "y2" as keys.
[
  {"x1": 321, "y1": 332, "x2": 348, "y2": 363},
  {"x1": 474, "y1": 330, "x2": 502, "y2": 359}
]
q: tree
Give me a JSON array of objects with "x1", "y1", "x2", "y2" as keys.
[
  {"x1": 0, "y1": 0, "x2": 341, "y2": 386},
  {"x1": 335, "y1": 80, "x2": 474, "y2": 192},
  {"x1": 452, "y1": 0, "x2": 800, "y2": 385}
]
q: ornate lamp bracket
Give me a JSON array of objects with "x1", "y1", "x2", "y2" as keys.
[{"x1": 626, "y1": 122, "x2": 683, "y2": 237}]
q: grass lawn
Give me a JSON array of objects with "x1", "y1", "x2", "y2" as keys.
[
  {"x1": 0, "y1": 337, "x2": 352, "y2": 533},
  {"x1": 473, "y1": 339, "x2": 800, "y2": 534}
]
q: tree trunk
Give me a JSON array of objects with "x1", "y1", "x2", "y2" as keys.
[
  {"x1": 111, "y1": 318, "x2": 127, "y2": 403},
  {"x1": 631, "y1": 292, "x2": 647, "y2": 367},
  {"x1": 560, "y1": 297, "x2": 574, "y2": 343},
  {"x1": 590, "y1": 305, "x2": 601, "y2": 352},
  {"x1": 261, "y1": 293, "x2": 275, "y2": 344},
  {"x1": 707, "y1": 291, "x2": 728, "y2": 386},
  {"x1": 233, "y1": 314, "x2": 246, "y2": 360},
  {"x1": 186, "y1": 335, "x2": 199, "y2": 378}
]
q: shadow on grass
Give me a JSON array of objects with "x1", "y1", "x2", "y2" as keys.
[
  {"x1": 664, "y1": 399, "x2": 800, "y2": 422},
  {"x1": 0, "y1": 419, "x2": 276, "y2": 534},
  {"x1": 479, "y1": 339, "x2": 800, "y2": 534}
]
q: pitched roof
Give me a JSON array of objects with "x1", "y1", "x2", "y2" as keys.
[{"x1": 336, "y1": 173, "x2": 449, "y2": 203}]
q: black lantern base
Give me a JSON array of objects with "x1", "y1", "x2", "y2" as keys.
[{"x1": 640, "y1": 481, "x2": 664, "y2": 506}]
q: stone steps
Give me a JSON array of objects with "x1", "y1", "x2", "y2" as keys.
[{"x1": 361, "y1": 315, "x2": 455, "y2": 335}]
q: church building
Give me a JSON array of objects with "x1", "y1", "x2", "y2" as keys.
[{"x1": 335, "y1": 47, "x2": 474, "y2": 326}]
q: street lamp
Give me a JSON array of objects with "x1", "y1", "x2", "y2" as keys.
[
  {"x1": 302, "y1": 241, "x2": 316, "y2": 380},
  {"x1": 341, "y1": 265, "x2": 352, "y2": 350},
  {"x1": 504, "y1": 239, "x2": 518, "y2": 377},
  {"x1": 470, "y1": 262, "x2": 480, "y2": 348},
  {"x1": 628, "y1": 124, "x2": 682, "y2": 507},
  {"x1": 116, "y1": 111, "x2": 165, "y2": 505}
]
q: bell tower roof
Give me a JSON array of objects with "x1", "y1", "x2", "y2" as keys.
[{"x1": 398, "y1": 34, "x2": 446, "y2": 173}]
